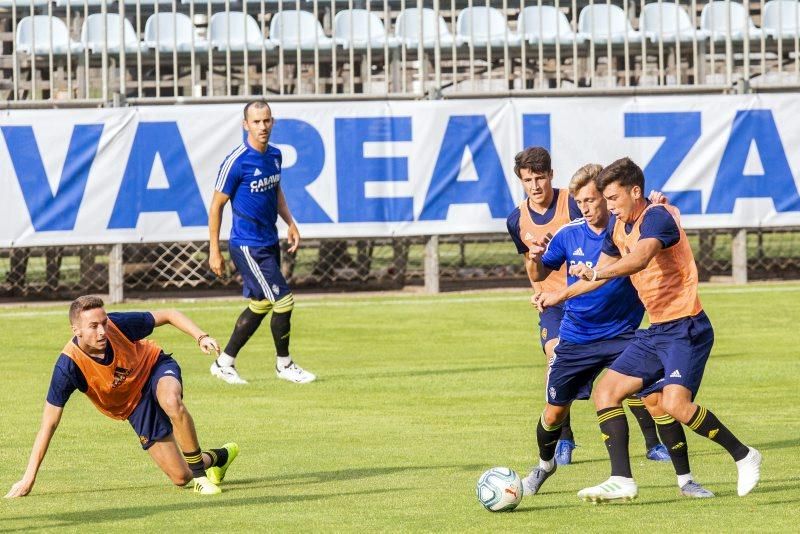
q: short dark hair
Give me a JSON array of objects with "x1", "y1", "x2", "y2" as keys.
[
  {"x1": 243, "y1": 99, "x2": 270, "y2": 120},
  {"x1": 514, "y1": 146, "x2": 552, "y2": 178},
  {"x1": 595, "y1": 157, "x2": 645, "y2": 192},
  {"x1": 69, "y1": 295, "x2": 105, "y2": 324}
]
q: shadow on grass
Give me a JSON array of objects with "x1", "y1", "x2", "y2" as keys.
[
  {"x1": 224, "y1": 463, "x2": 486, "y2": 489},
  {"x1": 3, "y1": 487, "x2": 402, "y2": 531}
]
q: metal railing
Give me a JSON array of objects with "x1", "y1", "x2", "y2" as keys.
[
  {"x1": 3, "y1": 0, "x2": 800, "y2": 103},
  {"x1": 2, "y1": 228, "x2": 799, "y2": 301}
]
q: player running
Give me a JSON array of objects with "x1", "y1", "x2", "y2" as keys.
[
  {"x1": 506, "y1": 147, "x2": 582, "y2": 464},
  {"x1": 208, "y1": 99, "x2": 315, "y2": 385},
  {"x1": 521, "y1": 164, "x2": 711, "y2": 499},
  {"x1": 5, "y1": 296, "x2": 238, "y2": 498},
  {"x1": 537, "y1": 157, "x2": 761, "y2": 502}
]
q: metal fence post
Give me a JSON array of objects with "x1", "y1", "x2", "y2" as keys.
[
  {"x1": 424, "y1": 235, "x2": 440, "y2": 294},
  {"x1": 732, "y1": 229, "x2": 748, "y2": 285},
  {"x1": 109, "y1": 243, "x2": 124, "y2": 303}
]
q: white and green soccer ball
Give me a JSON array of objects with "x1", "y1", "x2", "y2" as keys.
[{"x1": 476, "y1": 467, "x2": 523, "y2": 512}]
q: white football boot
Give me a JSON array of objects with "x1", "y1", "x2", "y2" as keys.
[
  {"x1": 578, "y1": 477, "x2": 638, "y2": 503},
  {"x1": 736, "y1": 447, "x2": 762, "y2": 496},
  {"x1": 210, "y1": 361, "x2": 248, "y2": 385},
  {"x1": 276, "y1": 361, "x2": 316, "y2": 383}
]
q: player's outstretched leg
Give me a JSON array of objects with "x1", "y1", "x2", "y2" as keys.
[
  {"x1": 212, "y1": 300, "x2": 270, "y2": 384},
  {"x1": 272, "y1": 294, "x2": 316, "y2": 384},
  {"x1": 663, "y1": 385, "x2": 760, "y2": 497},
  {"x1": 626, "y1": 397, "x2": 669, "y2": 462},
  {"x1": 522, "y1": 405, "x2": 567, "y2": 495},
  {"x1": 642, "y1": 394, "x2": 714, "y2": 498}
]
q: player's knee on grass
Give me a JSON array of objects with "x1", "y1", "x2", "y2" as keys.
[
  {"x1": 169, "y1": 468, "x2": 193, "y2": 487},
  {"x1": 170, "y1": 467, "x2": 193, "y2": 486}
]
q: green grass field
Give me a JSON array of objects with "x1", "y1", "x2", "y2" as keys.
[{"x1": 1, "y1": 285, "x2": 799, "y2": 532}]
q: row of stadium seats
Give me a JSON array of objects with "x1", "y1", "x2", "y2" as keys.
[
  {"x1": 2, "y1": 0, "x2": 302, "y2": 5},
  {"x1": 12, "y1": 2, "x2": 800, "y2": 55}
]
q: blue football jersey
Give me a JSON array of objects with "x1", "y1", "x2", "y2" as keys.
[
  {"x1": 215, "y1": 140, "x2": 283, "y2": 247},
  {"x1": 541, "y1": 218, "x2": 645, "y2": 344}
]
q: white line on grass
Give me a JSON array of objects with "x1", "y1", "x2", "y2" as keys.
[{"x1": 1, "y1": 284, "x2": 798, "y2": 318}]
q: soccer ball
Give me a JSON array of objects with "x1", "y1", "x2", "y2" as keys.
[{"x1": 476, "y1": 467, "x2": 523, "y2": 512}]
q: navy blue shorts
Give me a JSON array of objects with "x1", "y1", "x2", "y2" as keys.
[
  {"x1": 538, "y1": 306, "x2": 564, "y2": 352},
  {"x1": 127, "y1": 354, "x2": 182, "y2": 450},
  {"x1": 610, "y1": 311, "x2": 714, "y2": 400},
  {"x1": 546, "y1": 333, "x2": 633, "y2": 406},
  {"x1": 229, "y1": 243, "x2": 292, "y2": 302}
]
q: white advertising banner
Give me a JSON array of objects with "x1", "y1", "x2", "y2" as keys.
[{"x1": 2, "y1": 94, "x2": 800, "y2": 247}]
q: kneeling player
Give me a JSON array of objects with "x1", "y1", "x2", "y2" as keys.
[
  {"x1": 523, "y1": 165, "x2": 712, "y2": 498},
  {"x1": 5, "y1": 296, "x2": 238, "y2": 498}
]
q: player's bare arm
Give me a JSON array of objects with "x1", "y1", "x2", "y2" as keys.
[
  {"x1": 276, "y1": 184, "x2": 300, "y2": 253},
  {"x1": 151, "y1": 310, "x2": 220, "y2": 355},
  {"x1": 208, "y1": 190, "x2": 231, "y2": 277},
  {"x1": 578, "y1": 238, "x2": 663, "y2": 282},
  {"x1": 5, "y1": 402, "x2": 63, "y2": 498}
]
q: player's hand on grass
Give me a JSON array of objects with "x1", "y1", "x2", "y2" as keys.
[
  {"x1": 5, "y1": 479, "x2": 33, "y2": 498},
  {"x1": 198, "y1": 336, "x2": 220, "y2": 355},
  {"x1": 286, "y1": 223, "x2": 301, "y2": 253},
  {"x1": 209, "y1": 249, "x2": 226, "y2": 278},
  {"x1": 648, "y1": 190, "x2": 669, "y2": 205}
]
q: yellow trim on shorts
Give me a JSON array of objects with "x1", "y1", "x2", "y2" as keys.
[
  {"x1": 273, "y1": 294, "x2": 294, "y2": 313},
  {"x1": 249, "y1": 299, "x2": 273, "y2": 314}
]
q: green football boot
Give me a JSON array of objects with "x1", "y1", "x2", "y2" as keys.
[{"x1": 206, "y1": 442, "x2": 239, "y2": 485}]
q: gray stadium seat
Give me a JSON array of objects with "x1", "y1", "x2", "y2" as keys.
[
  {"x1": 209, "y1": 12, "x2": 276, "y2": 51},
  {"x1": 578, "y1": 4, "x2": 644, "y2": 44},
  {"x1": 517, "y1": 5, "x2": 587, "y2": 45},
  {"x1": 144, "y1": 12, "x2": 209, "y2": 52},
  {"x1": 700, "y1": 1, "x2": 774, "y2": 41},
  {"x1": 762, "y1": 0, "x2": 800, "y2": 38},
  {"x1": 395, "y1": 7, "x2": 464, "y2": 49},
  {"x1": 456, "y1": 6, "x2": 521, "y2": 47},
  {"x1": 333, "y1": 9, "x2": 398, "y2": 49},
  {"x1": 641, "y1": 2, "x2": 711, "y2": 43},
  {"x1": 269, "y1": 10, "x2": 340, "y2": 50},
  {"x1": 81, "y1": 13, "x2": 148, "y2": 54},
  {"x1": 16, "y1": 15, "x2": 84, "y2": 54}
]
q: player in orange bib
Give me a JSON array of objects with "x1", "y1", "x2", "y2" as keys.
[
  {"x1": 5, "y1": 296, "x2": 238, "y2": 498},
  {"x1": 536, "y1": 158, "x2": 761, "y2": 502},
  {"x1": 506, "y1": 147, "x2": 582, "y2": 464}
]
